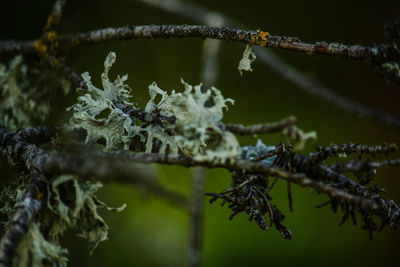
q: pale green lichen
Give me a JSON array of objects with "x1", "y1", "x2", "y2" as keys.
[
  {"x1": 14, "y1": 223, "x2": 68, "y2": 267},
  {"x1": 238, "y1": 45, "x2": 256, "y2": 76},
  {"x1": 67, "y1": 52, "x2": 139, "y2": 150},
  {"x1": 0, "y1": 55, "x2": 70, "y2": 130},
  {"x1": 140, "y1": 80, "x2": 240, "y2": 162},
  {"x1": 45, "y1": 175, "x2": 125, "y2": 254},
  {"x1": 68, "y1": 52, "x2": 241, "y2": 163},
  {"x1": 0, "y1": 175, "x2": 125, "y2": 266}
]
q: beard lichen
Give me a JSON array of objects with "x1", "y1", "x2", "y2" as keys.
[
  {"x1": 0, "y1": 55, "x2": 70, "y2": 130},
  {"x1": 67, "y1": 52, "x2": 240, "y2": 163}
]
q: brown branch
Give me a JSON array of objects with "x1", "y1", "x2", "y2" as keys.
[
  {"x1": 0, "y1": 41, "x2": 35, "y2": 55},
  {"x1": 223, "y1": 116, "x2": 297, "y2": 135},
  {"x1": 51, "y1": 25, "x2": 398, "y2": 64}
]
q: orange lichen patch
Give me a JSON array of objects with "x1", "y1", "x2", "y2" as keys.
[
  {"x1": 34, "y1": 38, "x2": 47, "y2": 54},
  {"x1": 250, "y1": 30, "x2": 269, "y2": 47},
  {"x1": 47, "y1": 31, "x2": 58, "y2": 42},
  {"x1": 36, "y1": 191, "x2": 43, "y2": 201}
]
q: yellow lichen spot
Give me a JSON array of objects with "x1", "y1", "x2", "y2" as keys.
[
  {"x1": 238, "y1": 34, "x2": 244, "y2": 40},
  {"x1": 250, "y1": 35, "x2": 257, "y2": 44},
  {"x1": 250, "y1": 30, "x2": 269, "y2": 47},
  {"x1": 36, "y1": 191, "x2": 43, "y2": 201},
  {"x1": 34, "y1": 39, "x2": 47, "y2": 54},
  {"x1": 47, "y1": 31, "x2": 58, "y2": 42}
]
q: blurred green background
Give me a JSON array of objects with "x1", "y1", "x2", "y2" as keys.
[{"x1": 1, "y1": 0, "x2": 400, "y2": 266}]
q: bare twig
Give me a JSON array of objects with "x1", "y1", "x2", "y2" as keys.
[
  {"x1": 0, "y1": 172, "x2": 45, "y2": 267},
  {"x1": 95, "y1": 151, "x2": 379, "y2": 212},
  {"x1": 223, "y1": 116, "x2": 297, "y2": 135},
  {"x1": 44, "y1": 153, "x2": 188, "y2": 209},
  {"x1": 188, "y1": 167, "x2": 205, "y2": 267}
]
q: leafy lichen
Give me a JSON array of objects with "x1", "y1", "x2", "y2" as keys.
[
  {"x1": 67, "y1": 52, "x2": 139, "y2": 150},
  {"x1": 140, "y1": 80, "x2": 240, "y2": 162},
  {"x1": 68, "y1": 52, "x2": 241, "y2": 163}
]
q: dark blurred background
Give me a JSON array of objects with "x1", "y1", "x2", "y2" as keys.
[{"x1": 1, "y1": 0, "x2": 400, "y2": 266}]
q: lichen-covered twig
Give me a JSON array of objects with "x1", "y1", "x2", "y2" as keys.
[
  {"x1": 0, "y1": 41, "x2": 35, "y2": 55},
  {"x1": 0, "y1": 171, "x2": 45, "y2": 267},
  {"x1": 54, "y1": 25, "x2": 399, "y2": 64},
  {"x1": 308, "y1": 142, "x2": 398, "y2": 162},
  {"x1": 42, "y1": 0, "x2": 67, "y2": 33},
  {"x1": 96, "y1": 151, "x2": 379, "y2": 212},
  {"x1": 222, "y1": 116, "x2": 297, "y2": 135},
  {"x1": 3, "y1": 24, "x2": 398, "y2": 66},
  {"x1": 0, "y1": 127, "x2": 53, "y2": 266}
]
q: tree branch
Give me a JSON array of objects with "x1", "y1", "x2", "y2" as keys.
[{"x1": 222, "y1": 116, "x2": 297, "y2": 135}]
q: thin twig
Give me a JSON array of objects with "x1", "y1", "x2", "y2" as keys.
[
  {"x1": 0, "y1": 127, "x2": 188, "y2": 209},
  {"x1": 308, "y1": 142, "x2": 398, "y2": 162},
  {"x1": 223, "y1": 116, "x2": 297, "y2": 135},
  {"x1": 188, "y1": 167, "x2": 205, "y2": 267},
  {"x1": 42, "y1": 0, "x2": 67, "y2": 33},
  {"x1": 1, "y1": 24, "x2": 392, "y2": 65}
]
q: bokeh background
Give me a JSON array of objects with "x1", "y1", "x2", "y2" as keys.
[{"x1": 1, "y1": 0, "x2": 400, "y2": 266}]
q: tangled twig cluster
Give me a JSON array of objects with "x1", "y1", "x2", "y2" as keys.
[{"x1": 207, "y1": 141, "x2": 400, "y2": 239}]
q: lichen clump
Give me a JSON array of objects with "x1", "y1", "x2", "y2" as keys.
[
  {"x1": 238, "y1": 45, "x2": 257, "y2": 75},
  {"x1": 68, "y1": 52, "x2": 240, "y2": 163},
  {"x1": 0, "y1": 55, "x2": 70, "y2": 130}
]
